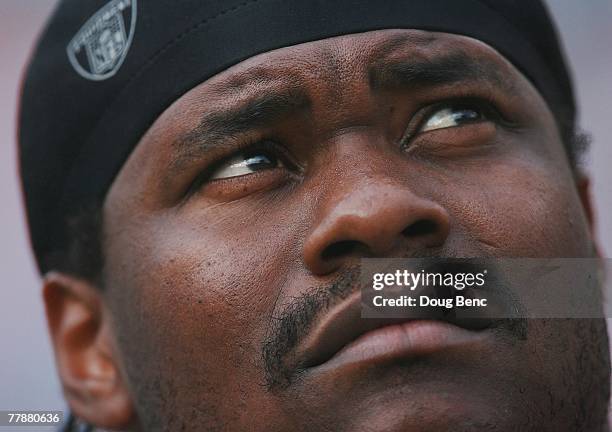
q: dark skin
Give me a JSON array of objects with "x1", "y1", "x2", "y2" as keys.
[{"x1": 43, "y1": 30, "x2": 610, "y2": 431}]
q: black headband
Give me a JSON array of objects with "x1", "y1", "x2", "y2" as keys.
[{"x1": 19, "y1": 0, "x2": 575, "y2": 273}]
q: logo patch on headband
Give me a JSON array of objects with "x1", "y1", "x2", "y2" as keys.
[{"x1": 67, "y1": 0, "x2": 137, "y2": 81}]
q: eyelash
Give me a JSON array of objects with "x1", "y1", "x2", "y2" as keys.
[
  {"x1": 399, "y1": 97, "x2": 510, "y2": 148},
  {"x1": 423, "y1": 98, "x2": 504, "y2": 131},
  {"x1": 186, "y1": 139, "x2": 297, "y2": 195}
]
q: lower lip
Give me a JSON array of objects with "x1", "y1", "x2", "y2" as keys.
[{"x1": 316, "y1": 320, "x2": 487, "y2": 370}]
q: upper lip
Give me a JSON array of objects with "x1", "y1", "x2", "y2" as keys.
[{"x1": 295, "y1": 290, "x2": 493, "y2": 369}]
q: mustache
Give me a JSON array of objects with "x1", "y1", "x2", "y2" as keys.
[
  {"x1": 261, "y1": 259, "x2": 528, "y2": 390},
  {"x1": 262, "y1": 265, "x2": 361, "y2": 388}
]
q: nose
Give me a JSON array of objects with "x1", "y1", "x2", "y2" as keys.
[{"x1": 303, "y1": 182, "x2": 450, "y2": 276}]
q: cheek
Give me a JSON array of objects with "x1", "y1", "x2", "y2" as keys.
[
  {"x1": 102, "y1": 206, "x2": 302, "y2": 425},
  {"x1": 445, "y1": 156, "x2": 591, "y2": 257}
]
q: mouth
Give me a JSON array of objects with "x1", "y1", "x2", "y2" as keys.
[{"x1": 296, "y1": 290, "x2": 494, "y2": 371}]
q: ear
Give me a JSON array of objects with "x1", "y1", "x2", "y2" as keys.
[
  {"x1": 575, "y1": 173, "x2": 602, "y2": 256},
  {"x1": 43, "y1": 272, "x2": 135, "y2": 430}
]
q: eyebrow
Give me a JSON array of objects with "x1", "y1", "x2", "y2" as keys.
[
  {"x1": 368, "y1": 51, "x2": 512, "y2": 94},
  {"x1": 169, "y1": 87, "x2": 311, "y2": 176}
]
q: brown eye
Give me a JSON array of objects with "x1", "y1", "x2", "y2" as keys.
[
  {"x1": 210, "y1": 150, "x2": 283, "y2": 180},
  {"x1": 419, "y1": 105, "x2": 485, "y2": 133}
]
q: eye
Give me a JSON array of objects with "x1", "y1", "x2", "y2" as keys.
[
  {"x1": 419, "y1": 104, "x2": 486, "y2": 133},
  {"x1": 209, "y1": 148, "x2": 284, "y2": 180}
]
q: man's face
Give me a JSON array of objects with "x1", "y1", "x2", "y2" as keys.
[{"x1": 99, "y1": 29, "x2": 608, "y2": 431}]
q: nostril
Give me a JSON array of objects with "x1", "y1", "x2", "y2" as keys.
[
  {"x1": 402, "y1": 219, "x2": 438, "y2": 238},
  {"x1": 321, "y1": 240, "x2": 360, "y2": 261}
]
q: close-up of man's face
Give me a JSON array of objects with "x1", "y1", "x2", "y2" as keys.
[
  {"x1": 11, "y1": 1, "x2": 612, "y2": 431},
  {"x1": 39, "y1": 29, "x2": 606, "y2": 431}
]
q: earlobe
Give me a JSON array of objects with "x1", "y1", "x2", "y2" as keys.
[
  {"x1": 43, "y1": 272, "x2": 135, "y2": 430},
  {"x1": 575, "y1": 173, "x2": 602, "y2": 256},
  {"x1": 576, "y1": 174, "x2": 594, "y2": 227}
]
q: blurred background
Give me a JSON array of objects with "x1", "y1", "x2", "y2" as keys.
[{"x1": 1, "y1": 0, "x2": 611, "y2": 428}]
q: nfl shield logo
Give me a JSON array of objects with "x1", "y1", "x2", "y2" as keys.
[{"x1": 67, "y1": 0, "x2": 137, "y2": 81}]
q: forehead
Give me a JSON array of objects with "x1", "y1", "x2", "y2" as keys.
[
  {"x1": 134, "y1": 29, "x2": 528, "y2": 150},
  {"x1": 179, "y1": 29, "x2": 514, "y2": 105}
]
